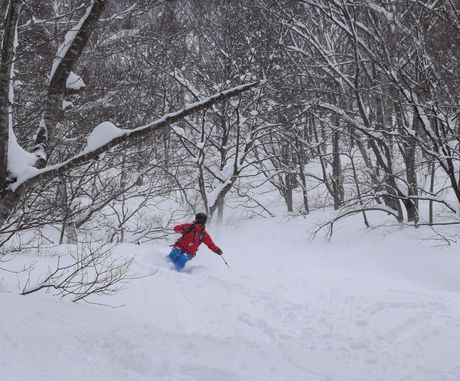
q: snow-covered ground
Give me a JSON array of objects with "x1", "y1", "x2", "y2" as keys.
[{"x1": 2, "y1": 212, "x2": 460, "y2": 381}]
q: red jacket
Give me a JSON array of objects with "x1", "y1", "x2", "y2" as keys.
[{"x1": 173, "y1": 223, "x2": 219, "y2": 256}]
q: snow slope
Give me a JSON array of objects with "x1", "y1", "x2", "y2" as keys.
[{"x1": 2, "y1": 213, "x2": 460, "y2": 381}]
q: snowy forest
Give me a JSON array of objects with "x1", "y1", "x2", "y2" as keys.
[{"x1": 1, "y1": 1, "x2": 460, "y2": 380}]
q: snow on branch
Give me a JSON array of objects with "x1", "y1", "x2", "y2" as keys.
[{"x1": 12, "y1": 81, "x2": 259, "y2": 193}]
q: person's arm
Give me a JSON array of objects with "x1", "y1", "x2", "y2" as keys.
[
  {"x1": 202, "y1": 232, "x2": 222, "y2": 254},
  {"x1": 173, "y1": 223, "x2": 193, "y2": 234}
]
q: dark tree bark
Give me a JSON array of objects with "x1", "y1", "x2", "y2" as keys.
[{"x1": 0, "y1": 0, "x2": 20, "y2": 192}]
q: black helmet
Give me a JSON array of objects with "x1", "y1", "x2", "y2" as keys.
[{"x1": 195, "y1": 212, "x2": 207, "y2": 225}]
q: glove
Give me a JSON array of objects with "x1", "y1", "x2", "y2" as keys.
[{"x1": 215, "y1": 248, "x2": 223, "y2": 255}]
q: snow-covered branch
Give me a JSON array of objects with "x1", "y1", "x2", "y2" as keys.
[{"x1": 13, "y1": 81, "x2": 259, "y2": 193}]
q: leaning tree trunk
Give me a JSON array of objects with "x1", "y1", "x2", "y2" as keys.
[{"x1": 34, "y1": 0, "x2": 107, "y2": 168}]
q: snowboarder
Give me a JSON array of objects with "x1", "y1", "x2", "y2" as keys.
[{"x1": 168, "y1": 212, "x2": 223, "y2": 271}]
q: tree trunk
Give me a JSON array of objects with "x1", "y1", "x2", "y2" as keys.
[
  {"x1": 216, "y1": 195, "x2": 224, "y2": 224},
  {"x1": 403, "y1": 133, "x2": 419, "y2": 223},
  {"x1": 393, "y1": 85, "x2": 419, "y2": 223},
  {"x1": 429, "y1": 160, "x2": 435, "y2": 225},
  {"x1": 0, "y1": 0, "x2": 19, "y2": 192},
  {"x1": 284, "y1": 174, "x2": 294, "y2": 213},
  {"x1": 0, "y1": 0, "x2": 21, "y2": 228},
  {"x1": 34, "y1": 0, "x2": 107, "y2": 167},
  {"x1": 0, "y1": 190, "x2": 19, "y2": 230},
  {"x1": 331, "y1": 126, "x2": 343, "y2": 209},
  {"x1": 295, "y1": 134, "x2": 309, "y2": 214}
]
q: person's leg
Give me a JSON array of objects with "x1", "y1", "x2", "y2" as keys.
[
  {"x1": 167, "y1": 247, "x2": 182, "y2": 265},
  {"x1": 174, "y1": 252, "x2": 193, "y2": 271}
]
